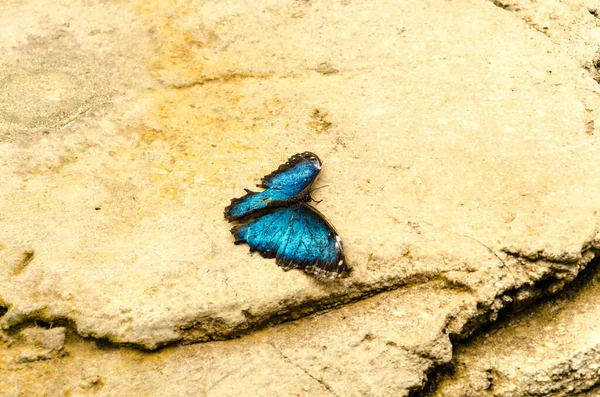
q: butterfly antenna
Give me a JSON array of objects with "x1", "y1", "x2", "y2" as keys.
[{"x1": 310, "y1": 184, "x2": 329, "y2": 192}]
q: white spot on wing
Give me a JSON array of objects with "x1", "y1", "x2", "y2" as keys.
[{"x1": 334, "y1": 235, "x2": 342, "y2": 250}]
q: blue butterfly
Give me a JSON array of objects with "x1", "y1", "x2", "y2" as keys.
[{"x1": 224, "y1": 152, "x2": 346, "y2": 282}]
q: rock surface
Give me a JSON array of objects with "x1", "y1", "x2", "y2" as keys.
[
  {"x1": 1, "y1": 326, "x2": 66, "y2": 364},
  {"x1": 1, "y1": 285, "x2": 462, "y2": 396},
  {"x1": 431, "y1": 261, "x2": 600, "y2": 397},
  {"x1": 2, "y1": 0, "x2": 600, "y2": 395}
]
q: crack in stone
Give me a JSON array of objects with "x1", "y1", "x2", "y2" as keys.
[
  {"x1": 1, "y1": 250, "x2": 594, "y2": 352},
  {"x1": 488, "y1": 0, "x2": 549, "y2": 35},
  {"x1": 163, "y1": 67, "x2": 346, "y2": 90},
  {"x1": 3, "y1": 247, "x2": 599, "y2": 396},
  {"x1": 268, "y1": 342, "x2": 341, "y2": 397},
  {"x1": 56, "y1": 106, "x2": 92, "y2": 130},
  {"x1": 206, "y1": 368, "x2": 240, "y2": 393},
  {"x1": 416, "y1": 256, "x2": 600, "y2": 397},
  {"x1": 574, "y1": 376, "x2": 600, "y2": 396},
  {"x1": 2, "y1": 225, "x2": 598, "y2": 352},
  {"x1": 172, "y1": 273, "x2": 475, "y2": 345},
  {"x1": 0, "y1": 272, "x2": 472, "y2": 351},
  {"x1": 165, "y1": 71, "x2": 275, "y2": 89},
  {"x1": 11, "y1": 250, "x2": 35, "y2": 276},
  {"x1": 490, "y1": 0, "x2": 518, "y2": 12},
  {"x1": 487, "y1": 0, "x2": 600, "y2": 86}
]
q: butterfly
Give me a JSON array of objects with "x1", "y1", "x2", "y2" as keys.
[{"x1": 224, "y1": 152, "x2": 346, "y2": 282}]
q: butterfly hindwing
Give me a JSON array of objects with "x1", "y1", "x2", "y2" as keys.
[
  {"x1": 231, "y1": 204, "x2": 345, "y2": 281},
  {"x1": 232, "y1": 207, "x2": 294, "y2": 259},
  {"x1": 224, "y1": 152, "x2": 322, "y2": 222}
]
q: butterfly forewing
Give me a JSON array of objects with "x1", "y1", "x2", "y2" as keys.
[
  {"x1": 224, "y1": 152, "x2": 322, "y2": 222},
  {"x1": 259, "y1": 152, "x2": 322, "y2": 192},
  {"x1": 224, "y1": 189, "x2": 291, "y2": 222}
]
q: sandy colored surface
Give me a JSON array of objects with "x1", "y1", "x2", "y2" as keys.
[
  {"x1": 2, "y1": 0, "x2": 600, "y2": 395},
  {"x1": 431, "y1": 261, "x2": 600, "y2": 397},
  {"x1": 0, "y1": 284, "x2": 467, "y2": 396}
]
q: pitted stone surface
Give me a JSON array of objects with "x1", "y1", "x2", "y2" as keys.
[
  {"x1": 0, "y1": 0, "x2": 153, "y2": 136},
  {"x1": 2, "y1": 0, "x2": 600, "y2": 395},
  {"x1": 1, "y1": 0, "x2": 599, "y2": 349},
  {"x1": 431, "y1": 263, "x2": 600, "y2": 397},
  {"x1": 0, "y1": 285, "x2": 466, "y2": 396},
  {"x1": 0, "y1": 326, "x2": 66, "y2": 364}
]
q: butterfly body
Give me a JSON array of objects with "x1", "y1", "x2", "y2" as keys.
[{"x1": 224, "y1": 152, "x2": 346, "y2": 282}]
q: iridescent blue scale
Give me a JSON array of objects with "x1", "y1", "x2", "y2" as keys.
[{"x1": 224, "y1": 152, "x2": 345, "y2": 282}]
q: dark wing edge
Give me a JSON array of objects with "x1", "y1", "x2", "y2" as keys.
[
  {"x1": 230, "y1": 204, "x2": 347, "y2": 283},
  {"x1": 258, "y1": 151, "x2": 322, "y2": 188},
  {"x1": 297, "y1": 205, "x2": 346, "y2": 282},
  {"x1": 224, "y1": 189, "x2": 255, "y2": 222},
  {"x1": 303, "y1": 237, "x2": 345, "y2": 282}
]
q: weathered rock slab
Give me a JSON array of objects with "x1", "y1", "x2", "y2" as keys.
[
  {"x1": 1, "y1": 0, "x2": 600, "y2": 395},
  {"x1": 431, "y1": 262, "x2": 600, "y2": 397},
  {"x1": 1, "y1": 0, "x2": 599, "y2": 350},
  {"x1": 0, "y1": 285, "x2": 466, "y2": 396}
]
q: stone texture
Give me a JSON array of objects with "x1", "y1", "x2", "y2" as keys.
[
  {"x1": 430, "y1": 261, "x2": 600, "y2": 397},
  {"x1": 1, "y1": 0, "x2": 600, "y2": 395},
  {"x1": 579, "y1": 386, "x2": 600, "y2": 396},
  {"x1": 1, "y1": 0, "x2": 599, "y2": 349},
  {"x1": 486, "y1": 0, "x2": 600, "y2": 135},
  {"x1": 1, "y1": 326, "x2": 66, "y2": 364},
  {"x1": 421, "y1": 2, "x2": 600, "y2": 395},
  {"x1": 487, "y1": 0, "x2": 600, "y2": 67},
  {"x1": 0, "y1": 285, "x2": 465, "y2": 396}
]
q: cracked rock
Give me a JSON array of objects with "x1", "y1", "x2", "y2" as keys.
[
  {"x1": 430, "y1": 261, "x2": 600, "y2": 397},
  {"x1": 1, "y1": 0, "x2": 599, "y2": 350},
  {"x1": 0, "y1": 285, "x2": 464, "y2": 396},
  {"x1": 1, "y1": 0, "x2": 600, "y2": 395},
  {"x1": 0, "y1": 326, "x2": 66, "y2": 364}
]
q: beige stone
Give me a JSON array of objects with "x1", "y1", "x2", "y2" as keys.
[
  {"x1": 1, "y1": 0, "x2": 598, "y2": 349},
  {"x1": 0, "y1": 285, "x2": 468, "y2": 396},
  {"x1": 423, "y1": 2, "x2": 600, "y2": 395},
  {"x1": 432, "y1": 263, "x2": 600, "y2": 397},
  {"x1": 579, "y1": 387, "x2": 600, "y2": 396},
  {"x1": 1, "y1": 0, "x2": 600, "y2": 395},
  {"x1": 0, "y1": 326, "x2": 66, "y2": 364}
]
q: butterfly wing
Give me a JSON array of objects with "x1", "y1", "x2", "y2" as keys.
[
  {"x1": 224, "y1": 152, "x2": 322, "y2": 222},
  {"x1": 258, "y1": 151, "x2": 322, "y2": 190},
  {"x1": 231, "y1": 204, "x2": 345, "y2": 282}
]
